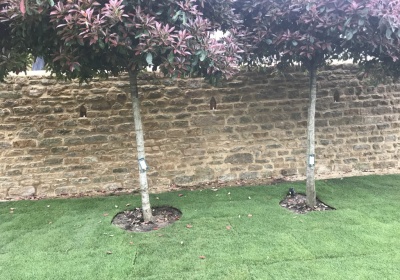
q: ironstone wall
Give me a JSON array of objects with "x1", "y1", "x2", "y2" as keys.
[{"x1": 1, "y1": 64, "x2": 399, "y2": 199}]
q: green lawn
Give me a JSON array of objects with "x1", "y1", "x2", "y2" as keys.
[{"x1": 1, "y1": 174, "x2": 400, "y2": 280}]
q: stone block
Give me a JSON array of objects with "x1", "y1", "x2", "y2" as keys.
[
  {"x1": 6, "y1": 169, "x2": 22, "y2": 176},
  {"x1": 8, "y1": 186, "x2": 35, "y2": 197},
  {"x1": 55, "y1": 186, "x2": 78, "y2": 195},
  {"x1": 194, "y1": 167, "x2": 214, "y2": 181},
  {"x1": 225, "y1": 153, "x2": 253, "y2": 164},
  {"x1": 239, "y1": 172, "x2": 258, "y2": 180},
  {"x1": 280, "y1": 168, "x2": 297, "y2": 176},
  {"x1": 64, "y1": 137, "x2": 83, "y2": 145},
  {"x1": 39, "y1": 138, "x2": 63, "y2": 147},
  {"x1": 0, "y1": 91, "x2": 22, "y2": 99},
  {"x1": 353, "y1": 144, "x2": 370, "y2": 151},
  {"x1": 0, "y1": 141, "x2": 12, "y2": 149},
  {"x1": 113, "y1": 168, "x2": 128, "y2": 173},
  {"x1": 0, "y1": 108, "x2": 11, "y2": 116},
  {"x1": 83, "y1": 135, "x2": 108, "y2": 143},
  {"x1": 174, "y1": 175, "x2": 194, "y2": 185},
  {"x1": 44, "y1": 158, "x2": 64, "y2": 165},
  {"x1": 18, "y1": 127, "x2": 39, "y2": 139},
  {"x1": 191, "y1": 115, "x2": 225, "y2": 126}
]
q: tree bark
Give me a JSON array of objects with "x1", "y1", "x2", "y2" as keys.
[
  {"x1": 306, "y1": 62, "x2": 317, "y2": 207},
  {"x1": 129, "y1": 70, "x2": 153, "y2": 222}
]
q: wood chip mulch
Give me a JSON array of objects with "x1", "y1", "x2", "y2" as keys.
[
  {"x1": 111, "y1": 206, "x2": 182, "y2": 232},
  {"x1": 280, "y1": 193, "x2": 335, "y2": 214}
]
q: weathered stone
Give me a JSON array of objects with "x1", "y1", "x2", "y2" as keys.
[
  {"x1": 0, "y1": 108, "x2": 11, "y2": 116},
  {"x1": 222, "y1": 95, "x2": 241, "y2": 103},
  {"x1": 6, "y1": 169, "x2": 22, "y2": 176},
  {"x1": 191, "y1": 115, "x2": 225, "y2": 126},
  {"x1": 8, "y1": 186, "x2": 35, "y2": 197},
  {"x1": 64, "y1": 137, "x2": 83, "y2": 145},
  {"x1": 70, "y1": 177, "x2": 91, "y2": 184},
  {"x1": 148, "y1": 130, "x2": 166, "y2": 139},
  {"x1": 224, "y1": 153, "x2": 253, "y2": 164},
  {"x1": 13, "y1": 106, "x2": 34, "y2": 115},
  {"x1": 84, "y1": 135, "x2": 108, "y2": 143},
  {"x1": 239, "y1": 172, "x2": 258, "y2": 180},
  {"x1": 39, "y1": 138, "x2": 63, "y2": 147},
  {"x1": 0, "y1": 91, "x2": 22, "y2": 99},
  {"x1": 18, "y1": 127, "x2": 39, "y2": 139},
  {"x1": 113, "y1": 168, "x2": 128, "y2": 173},
  {"x1": 174, "y1": 175, "x2": 194, "y2": 185},
  {"x1": 353, "y1": 144, "x2": 370, "y2": 151},
  {"x1": 116, "y1": 123, "x2": 132, "y2": 132},
  {"x1": 194, "y1": 167, "x2": 214, "y2": 181},
  {"x1": 44, "y1": 158, "x2": 64, "y2": 165},
  {"x1": 0, "y1": 141, "x2": 12, "y2": 149},
  {"x1": 55, "y1": 186, "x2": 78, "y2": 195},
  {"x1": 13, "y1": 140, "x2": 37, "y2": 148}
]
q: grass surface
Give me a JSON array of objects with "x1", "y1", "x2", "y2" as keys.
[{"x1": 1, "y1": 174, "x2": 400, "y2": 279}]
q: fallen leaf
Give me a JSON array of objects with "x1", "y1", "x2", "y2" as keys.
[
  {"x1": 115, "y1": 205, "x2": 118, "y2": 208},
  {"x1": 226, "y1": 225, "x2": 231, "y2": 230},
  {"x1": 125, "y1": 204, "x2": 130, "y2": 207},
  {"x1": 109, "y1": 235, "x2": 114, "y2": 237},
  {"x1": 248, "y1": 196, "x2": 251, "y2": 200},
  {"x1": 129, "y1": 242, "x2": 134, "y2": 245},
  {"x1": 178, "y1": 194, "x2": 184, "y2": 197},
  {"x1": 199, "y1": 255, "x2": 206, "y2": 259},
  {"x1": 47, "y1": 205, "x2": 50, "y2": 208},
  {"x1": 106, "y1": 251, "x2": 112, "y2": 254},
  {"x1": 248, "y1": 214, "x2": 253, "y2": 218},
  {"x1": 186, "y1": 224, "x2": 193, "y2": 229},
  {"x1": 103, "y1": 213, "x2": 109, "y2": 217}
]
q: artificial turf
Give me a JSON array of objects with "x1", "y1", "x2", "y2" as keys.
[{"x1": 1, "y1": 174, "x2": 400, "y2": 279}]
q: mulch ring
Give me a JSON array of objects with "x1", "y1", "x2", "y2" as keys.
[
  {"x1": 280, "y1": 193, "x2": 335, "y2": 214},
  {"x1": 111, "y1": 206, "x2": 182, "y2": 232}
]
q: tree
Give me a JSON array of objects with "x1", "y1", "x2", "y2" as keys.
[
  {"x1": 234, "y1": 0, "x2": 400, "y2": 207},
  {"x1": 1, "y1": 0, "x2": 244, "y2": 221},
  {"x1": 0, "y1": 0, "x2": 31, "y2": 80}
]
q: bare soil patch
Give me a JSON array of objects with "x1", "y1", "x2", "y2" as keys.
[{"x1": 111, "y1": 206, "x2": 182, "y2": 232}]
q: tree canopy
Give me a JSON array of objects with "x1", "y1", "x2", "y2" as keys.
[
  {"x1": 0, "y1": 0, "x2": 31, "y2": 80},
  {"x1": 234, "y1": 0, "x2": 400, "y2": 207},
  {"x1": 235, "y1": 0, "x2": 400, "y2": 69},
  {"x1": 1, "y1": 0, "x2": 244, "y2": 82}
]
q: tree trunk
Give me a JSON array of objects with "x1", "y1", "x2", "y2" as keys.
[
  {"x1": 306, "y1": 63, "x2": 317, "y2": 207},
  {"x1": 129, "y1": 70, "x2": 153, "y2": 222}
]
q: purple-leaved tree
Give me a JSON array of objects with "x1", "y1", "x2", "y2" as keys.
[
  {"x1": 1, "y1": 0, "x2": 244, "y2": 221},
  {"x1": 0, "y1": 0, "x2": 31, "y2": 80},
  {"x1": 234, "y1": 0, "x2": 400, "y2": 207}
]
